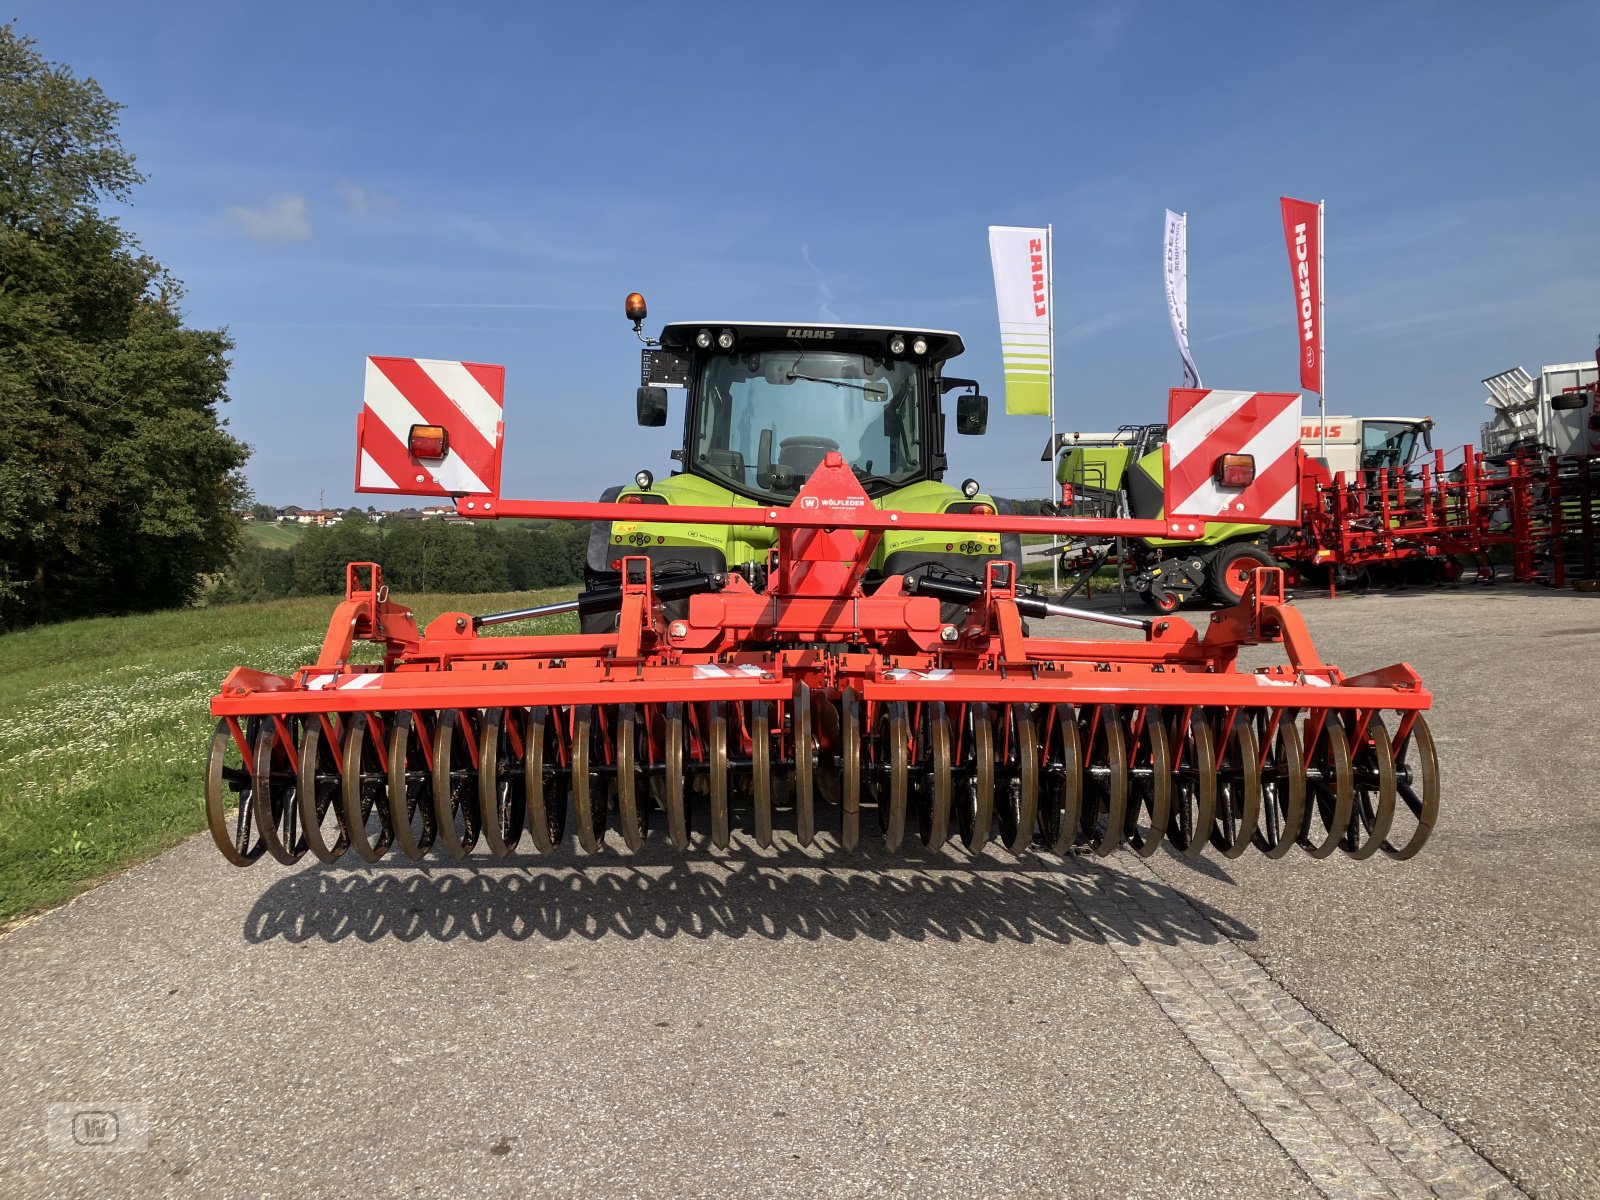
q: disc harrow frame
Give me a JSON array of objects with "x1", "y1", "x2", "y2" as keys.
[{"x1": 207, "y1": 454, "x2": 1437, "y2": 867}]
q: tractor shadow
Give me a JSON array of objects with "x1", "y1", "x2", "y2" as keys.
[{"x1": 241, "y1": 840, "x2": 1257, "y2": 949}]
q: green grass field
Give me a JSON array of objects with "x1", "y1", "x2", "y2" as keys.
[
  {"x1": 244, "y1": 521, "x2": 308, "y2": 549},
  {"x1": 0, "y1": 587, "x2": 578, "y2": 926}
]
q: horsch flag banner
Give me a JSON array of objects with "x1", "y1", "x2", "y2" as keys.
[
  {"x1": 988, "y1": 225, "x2": 1052, "y2": 415},
  {"x1": 1163, "y1": 210, "x2": 1201, "y2": 389},
  {"x1": 1279, "y1": 197, "x2": 1324, "y2": 395}
]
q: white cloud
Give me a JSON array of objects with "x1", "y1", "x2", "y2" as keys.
[
  {"x1": 225, "y1": 194, "x2": 311, "y2": 242},
  {"x1": 801, "y1": 243, "x2": 840, "y2": 322},
  {"x1": 335, "y1": 180, "x2": 397, "y2": 219}
]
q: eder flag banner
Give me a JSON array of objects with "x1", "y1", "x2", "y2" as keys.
[
  {"x1": 1279, "y1": 196, "x2": 1323, "y2": 395},
  {"x1": 1163, "y1": 210, "x2": 1201, "y2": 389},
  {"x1": 988, "y1": 225, "x2": 1052, "y2": 415}
]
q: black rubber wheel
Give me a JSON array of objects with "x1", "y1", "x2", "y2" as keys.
[{"x1": 1207, "y1": 544, "x2": 1277, "y2": 605}]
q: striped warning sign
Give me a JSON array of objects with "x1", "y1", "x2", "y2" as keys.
[
  {"x1": 355, "y1": 357, "x2": 505, "y2": 497},
  {"x1": 1164, "y1": 388, "x2": 1301, "y2": 524}
]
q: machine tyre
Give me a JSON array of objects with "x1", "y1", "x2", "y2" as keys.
[{"x1": 1208, "y1": 544, "x2": 1277, "y2": 605}]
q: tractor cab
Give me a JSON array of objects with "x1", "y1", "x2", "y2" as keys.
[
  {"x1": 638, "y1": 321, "x2": 987, "y2": 504},
  {"x1": 584, "y1": 299, "x2": 1015, "y2": 630}
]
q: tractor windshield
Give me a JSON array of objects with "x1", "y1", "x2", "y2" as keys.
[
  {"x1": 1360, "y1": 421, "x2": 1420, "y2": 472},
  {"x1": 691, "y1": 350, "x2": 925, "y2": 500}
]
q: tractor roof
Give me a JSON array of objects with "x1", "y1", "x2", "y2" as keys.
[{"x1": 659, "y1": 321, "x2": 964, "y2": 362}]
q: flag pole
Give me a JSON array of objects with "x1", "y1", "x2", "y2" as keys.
[
  {"x1": 1318, "y1": 199, "x2": 1327, "y2": 462},
  {"x1": 1046, "y1": 222, "x2": 1058, "y2": 592}
]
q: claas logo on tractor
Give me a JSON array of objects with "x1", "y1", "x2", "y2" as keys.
[{"x1": 353, "y1": 356, "x2": 506, "y2": 498}]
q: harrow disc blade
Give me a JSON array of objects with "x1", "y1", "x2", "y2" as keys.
[
  {"x1": 957, "y1": 703, "x2": 995, "y2": 854},
  {"x1": 571, "y1": 705, "x2": 606, "y2": 854},
  {"x1": 341, "y1": 715, "x2": 393, "y2": 862},
  {"x1": 1253, "y1": 713, "x2": 1305, "y2": 860},
  {"x1": 431, "y1": 709, "x2": 482, "y2": 860},
  {"x1": 205, "y1": 718, "x2": 267, "y2": 867},
  {"x1": 251, "y1": 718, "x2": 305, "y2": 866},
  {"x1": 1300, "y1": 716, "x2": 1354, "y2": 859},
  {"x1": 708, "y1": 702, "x2": 731, "y2": 851},
  {"x1": 615, "y1": 705, "x2": 649, "y2": 852},
  {"x1": 792, "y1": 685, "x2": 816, "y2": 848},
  {"x1": 1382, "y1": 714, "x2": 1439, "y2": 861},
  {"x1": 659, "y1": 703, "x2": 689, "y2": 851},
  {"x1": 524, "y1": 706, "x2": 566, "y2": 854},
  {"x1": 996, "y1": 705, "x2": 1040, "y2": 857},
  {"x1": 387, "y1": 711, "x2": 437, "y2": 861},
  {"x1": 1166, "y1": 709, "x2": 1216, "y2": 861},
  {"x1": 918, "y1": 702, "x2": 953, "y2": 850},
  {"x1": 1124, "y1": 707, "x2": 1172, "y2": 859},
  {"x1": 1212, "y1": 713, "x2": 1261, "y2": 859},
  {"x1": 1041, "y1": 704, "x2": 1083, "y2": 856},
  {"x1": 839, "y1": 690, "x2": 862, "y2": 852},
  {"x1": 1082, "y1": 705, "x2": 1128, "y2": 857},
  {"x1": 875, "y1": 702, "x2": 910, "y2": 852},
  {"x1": 478, "y1": 707, "x2": 527, "y2": 858},
  {"x1": 1343, "y1": 717, "x2": 1397, "y2": 860},
  {"x1": 749, "y1": 701, "x2": 773, "y2": 849},
  {"x1": 297, "y1": 718, "x2": 349, "y2": 864}
]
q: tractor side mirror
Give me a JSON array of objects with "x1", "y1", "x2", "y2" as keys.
[
  {"x1": 1552, "y1": 390, "x2": 1590, "y2": 411},
  {"x1": 636, "y1": 386, "x2": 668, "y2": 427},
  {"x1": 955, "y1": 393, "x2": 989, "y2": 435}
]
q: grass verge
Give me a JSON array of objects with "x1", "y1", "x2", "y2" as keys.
[{"x1": 0, "y1": 587, "x2": 576, "y2": 926}]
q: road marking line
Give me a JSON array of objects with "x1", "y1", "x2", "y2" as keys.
[{"x1": 1056, "y1": 853, "x2": 1525, "y2": 1200}]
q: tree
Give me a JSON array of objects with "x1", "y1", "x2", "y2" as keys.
[
  {"x1": 293, "y1": 521, "x2": 381, "y2": 595},
  {"x1": 0, "y1": 26, "x2": 250, "y2": 628}
]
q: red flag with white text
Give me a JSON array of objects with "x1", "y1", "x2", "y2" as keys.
[{"x1": 1279, "y1": 197, "x2": 1322, "y2": 395}]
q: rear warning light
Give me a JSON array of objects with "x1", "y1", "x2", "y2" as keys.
[
  {"x1": 408, "y1": 424, "x2": 449, "y2": 459},
  {"x1": 1214, "y1": 453, "x2": 1255, "y2": 488}
]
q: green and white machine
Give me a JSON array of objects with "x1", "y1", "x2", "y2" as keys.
[
  {"x1": 581, "y1": 305, "x2": 1019, "y2": 630},
  {"x1": 1051, "y1": 414, "x2": 1434, "y2": 611}
]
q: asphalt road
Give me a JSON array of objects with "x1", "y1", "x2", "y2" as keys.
[{"x1": 0, "y1": 585, "x2": 1593, "y2": 1198}]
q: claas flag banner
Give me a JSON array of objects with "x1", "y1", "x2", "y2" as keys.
[{"x1": 988, "y1": 225, "x2": 1052, "y2": 415}]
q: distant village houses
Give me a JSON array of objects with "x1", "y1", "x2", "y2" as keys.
[{"x1": 246, "y1": 504, "x2": 429, "y2": 526}]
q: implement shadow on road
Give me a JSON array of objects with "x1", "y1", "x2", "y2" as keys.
[{"x1": 240, "y1": 845, "x2": 1257, "y2": 948}]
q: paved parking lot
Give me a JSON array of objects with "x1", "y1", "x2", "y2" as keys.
[{"x1": 0, "y1": 586, "x2": 1593, "y2": 1198}]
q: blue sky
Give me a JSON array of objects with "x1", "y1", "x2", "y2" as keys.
[{"x1": 12, "y1": 1, "x2": 1598, "y2": 506}]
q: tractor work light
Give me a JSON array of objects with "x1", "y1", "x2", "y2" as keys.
[
  {"x1": 911, "y1": 336, "x2": 928, "y2": 356},
  {"x1": 1214, "y1": 453, "x2": 1255, "y2": 488},
  {"x1": 962, "y1": 478, "x2": 981, "y2": 498},
  {"x1": 889, "y1": 334, "x2": 907, "y2": 355},
  {"x1": 408, "y1": 424, "x2": 450, "y2": 459},
  {"x1": 695, "y1": 328, "x2": 714, "y2": 349},
  {"x1": 717, "y1": 328, "x2": 736, "y2": 350},
  {"x1": 634, "y1": 469, "x2": 654, "y2": 490}
]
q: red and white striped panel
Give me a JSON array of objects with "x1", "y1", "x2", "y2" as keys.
[
  {"x1": 355, "y1": 357, "x2": 505, "y2": 497},
  {"x1": 1164, "y1": 388, "x2": 1301, "y2": 524}
]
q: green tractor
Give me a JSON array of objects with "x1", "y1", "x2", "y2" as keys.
[
  {"x1": 1054, "y1": 423, "x2": 1279, "y2": 612},
  {"x1": 580, "y1": 300, "x2": 1020, "y2": 631}
]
